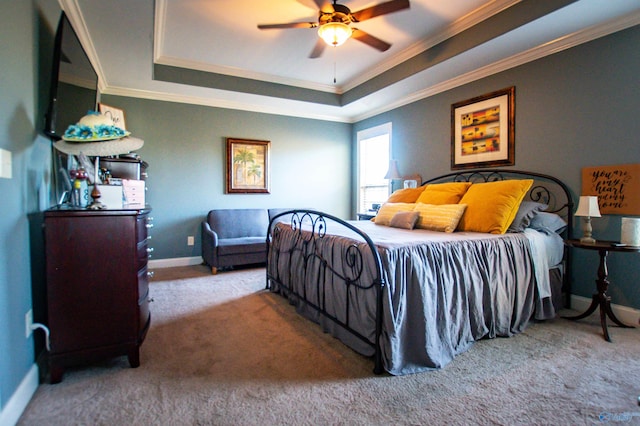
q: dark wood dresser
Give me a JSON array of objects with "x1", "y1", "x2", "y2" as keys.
[{"x1": 44, "y1": 206, "x2": 153, "y2": 383}]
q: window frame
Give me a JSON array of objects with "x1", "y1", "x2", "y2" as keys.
[{"x1": 356, "y1": 122, "x2": 392, "y2": 216}]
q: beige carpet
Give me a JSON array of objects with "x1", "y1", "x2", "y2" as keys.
[{"x1": 18, "y1": 265, "x2": 640, "y2": 425}]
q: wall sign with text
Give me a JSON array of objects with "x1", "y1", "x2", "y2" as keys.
[{"x1": 581, "y1": 163, "x2": 640, "y2": 214}]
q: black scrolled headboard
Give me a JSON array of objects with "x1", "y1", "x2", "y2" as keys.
[
  {"x1": 425, "y1": 169, "x2": 574, "y2": 309},
  {"x1": 423, "y1": 169, "x2": 574, "y2": 240}
]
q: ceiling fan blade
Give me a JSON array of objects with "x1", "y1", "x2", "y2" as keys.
[
  {"x1": 309, "y1": 38, "x2": 327, "y2": 58},
  {"x1": 257, "y1": 22, "x2": 317, "y2": 30},
  {"x1": 351, "y1": 0, "x2": 410, "y2": 22},
  {"x1": 352, "y1": 29, "x2": 391, "y2": 52},
  {"x1": 310, "y1": 0, "x2": 334, "y2": 12}
]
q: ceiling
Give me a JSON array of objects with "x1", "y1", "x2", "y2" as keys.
[{"x1": 61, "y1": 0, "x2": 640, "y2": 123}]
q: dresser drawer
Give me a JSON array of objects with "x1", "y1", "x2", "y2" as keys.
[
  {"x1": 137, "y1": 214, "x2": 153, "y2": 243},
  {"x1": 138, "y1": 266, "x2": 149, "y2": 300},
  {"x1": 137, "y1": 239, "x2": 149, "y2": 265},
  {"x1": 138, "y1": 292, "x2": 151, "y2": 338}
]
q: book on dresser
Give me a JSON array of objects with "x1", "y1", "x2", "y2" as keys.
[{"x1": 43, "y1": 206, "x2": 153, "y2": 383}]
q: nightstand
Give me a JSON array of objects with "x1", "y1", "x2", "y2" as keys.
[
  {"x1": 357, "y1": 212, "x2": 377, "y2": 221},
  {"x1": 563, "y1": 239, "x2": 640, "y2": 342}
]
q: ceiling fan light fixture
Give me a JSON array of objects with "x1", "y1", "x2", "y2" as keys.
[{"x1": 318, "y1": 22, "x2": 352, "y2": 47}]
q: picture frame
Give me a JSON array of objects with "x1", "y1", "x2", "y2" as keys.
[
  {"x1": 451, "y1": 86, "x2": 515, "y2": 170},
  {"x1": 226, "y1": 138, "x2": 271, "y2": 194},
  {"x1": 98, "y1": 103, "x2": 127, "y2": 130}
]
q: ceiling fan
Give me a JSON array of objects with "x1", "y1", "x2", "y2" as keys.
[{"x1": 257, "y1": 0, "x2": 410, "y2": 58}]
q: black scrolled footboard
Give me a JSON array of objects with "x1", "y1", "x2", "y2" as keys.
[{"x1": 266, "y1": 209, "x2": 386, "y2": 374}]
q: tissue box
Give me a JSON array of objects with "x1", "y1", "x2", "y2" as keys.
[
  {"x1": 122, "y1": 179, "x2": 146, "y2": 207},
  {"x1": 91, "y1": 185, "x2": 123, "y2": 209}
]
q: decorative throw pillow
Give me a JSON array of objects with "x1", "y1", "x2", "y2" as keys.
[
  {"x1": 413, "y1": 203, "x2": 467, "y2": 233},
  {"x1": 456, "y1": 179, "x2": 534, "y2": 234},
  {"x1": 415, "y1": 182, "x2": 472, "y2": 205},
  {"x1": 386, "y1": 186, "x2": 426, "y2": 203},
  {"x1": 507, "y1": 201, "x2": 548, "y2": 233},
  {"x1": 389, "y1": 211, "x2": 420, "y2": 229},
  {"x1": 374, "y1": 203, "x2": 415, "y2": 226}
]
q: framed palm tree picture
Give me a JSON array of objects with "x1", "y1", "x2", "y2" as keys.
[{"x1": 226, "y1": 138, "x2": 270, "y2": 193}]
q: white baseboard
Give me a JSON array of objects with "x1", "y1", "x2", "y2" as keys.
[
  {"x1": 569, "y1": 294, "x2": 640, "y2": 326},
  {"x1": 148, "y1": 256, "x2": 202, "y2": 269},
  {"x1": 0, "y1": 364, "x2": 39, "y2": 426}
]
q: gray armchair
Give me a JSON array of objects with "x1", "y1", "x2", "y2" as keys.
[{"x1": 201, "y1": 208, "x2": 269, "y2": 274}]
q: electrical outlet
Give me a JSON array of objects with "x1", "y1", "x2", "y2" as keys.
[
  {"x1": 187, "y1": 236, "x2": 194, "y2": 246},
  {"x1": 25, "y1": 309, "x2": 33, "y2": 338}
]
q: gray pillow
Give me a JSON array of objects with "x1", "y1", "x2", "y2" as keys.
[
  {"x1": 508, "y1": 202, "x2": 548, "y2": 233},
  {"x1": 389, "y1": 211, "x2": 420, "y2": 230},
  {"x1": 530, "y1": 211, "x2": 567, "y2": 233}
]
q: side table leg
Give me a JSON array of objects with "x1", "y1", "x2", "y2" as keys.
[
  {"x1": 603, "y1": 297, "x2": 634, "y2": 329},
  {"x1": 600, "y1": 300, "x2": 611, "y2": 342},
  {"x1": 562, "y1": 294, "x2": 599, "y2": 321}
]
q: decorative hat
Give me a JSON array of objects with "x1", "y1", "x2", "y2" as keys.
[
  {"x1": 62, "y1": 111, "x2": 130, "y2": 142},
  {"x1": 53, "y1": 136, "x2": 144, "y2": 156},
  {"x1": 54, "y1": 111, "x2": 143, "y2": 156}
]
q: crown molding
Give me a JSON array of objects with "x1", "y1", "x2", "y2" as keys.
[
  {"x1": 58, "y1": 0, "x2": 107, "y2": 93},
  {"x1": 100, "y1": 85, "x2": 352, "y2": 123},
  {"x1": 152, "y1": 0, "x2": 519, "y2": 96},
  {"x1": 154, "y1": 55, "x2": 340, "y2": 95},
  {"x1": 65, "y1": 0, "x2": 640, "y2": 123}
]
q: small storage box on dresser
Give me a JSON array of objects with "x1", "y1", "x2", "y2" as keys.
[{"x1": 44, "y1": 206, "x2": 153, "y2": 383}]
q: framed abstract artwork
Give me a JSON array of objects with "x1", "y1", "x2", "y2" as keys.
[
  {"x1": 226, "y1": 138, "x2": 270, "y2": 194},
  {"x1": 451, "y1": 86, "x2": 515, "y2": 170}
]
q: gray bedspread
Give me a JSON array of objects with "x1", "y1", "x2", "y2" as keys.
[{"x1": 268, "y1": 220, "x2": 560, "y2": 376}]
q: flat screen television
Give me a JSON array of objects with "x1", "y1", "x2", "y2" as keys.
[{"x1": 44, "y1": 12, "x2": 98, "y2": 141}]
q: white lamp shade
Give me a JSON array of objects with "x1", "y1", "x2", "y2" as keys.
[
  {"x1": 318, "y1": 22, "x2": 352, "y2": 47},
  {"x1": 575, "y1": 196, "x2": 601, "y2": 217},
  {"x1": 384, "y1": 160, "x2": 401, "y2": 180}
]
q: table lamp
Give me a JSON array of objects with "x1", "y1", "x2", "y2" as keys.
[
  {"x1": 384, "y1": 159, "x2": 401, "y2": 192},
  {"x1": 574, "y1": 195, "x2": 601, "y2": 244}
]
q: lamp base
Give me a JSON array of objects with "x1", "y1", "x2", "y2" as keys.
[
  {"x1": 87, "y1": 201, "x2": 106, "y2": 210},
  {"x1": 580, "y1": 236, "x2": 596, "y2": 244}
]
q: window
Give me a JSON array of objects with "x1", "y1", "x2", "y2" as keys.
[{"x1": 357, "y1": 123, "x2": 392, "y2": 213}]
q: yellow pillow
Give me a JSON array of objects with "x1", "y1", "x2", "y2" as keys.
[
  {"x1": 413, "y1": 203, "x2": 467, "y2": 233},
  {"x1": 374, "y1": 203, "x2": 415, "y2": 226},
  {"x1": 386, "y1": 186, "x2": 426, "y2": 203},
  {"x1": 415, "y1": 182, "x2": 472, "y2": 205},
  {"x1": 457, "y1": 179, "x2": 534, "y2": 234}
]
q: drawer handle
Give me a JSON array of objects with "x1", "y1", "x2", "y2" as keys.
[
  {"x1": 147, "y1": 216, "x2": 154, "y2": 222},
  {"x1": 147, "y1": 270, "x2": 155, "y2": 278},
  {"x1": 146, "y1": 247, "x2": 154, "y2": 254},
  {"x1": 145, "y1": 223, "x2": 154, "y2": 229},
  {"x1": 147, "y1": 297, "x2": 155, "y2": 303}
]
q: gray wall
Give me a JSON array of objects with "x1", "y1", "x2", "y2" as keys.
[
  {"x1": 354, "y1": 24, "x2": 640, "y2": 309},
  {"x1": 2, "y1": 2, "x2": 640, "y2": 420},
  {"x1": 99, "y1": 95, "x2": 352, "y2": 260},
  {"x1": 0, "y1": 0, "x2": 59, "y2": 419}
]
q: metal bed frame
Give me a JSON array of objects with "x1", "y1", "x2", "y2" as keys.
[{"x1": 266, "y1": 169, "x2": 574, "y2": 375}]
